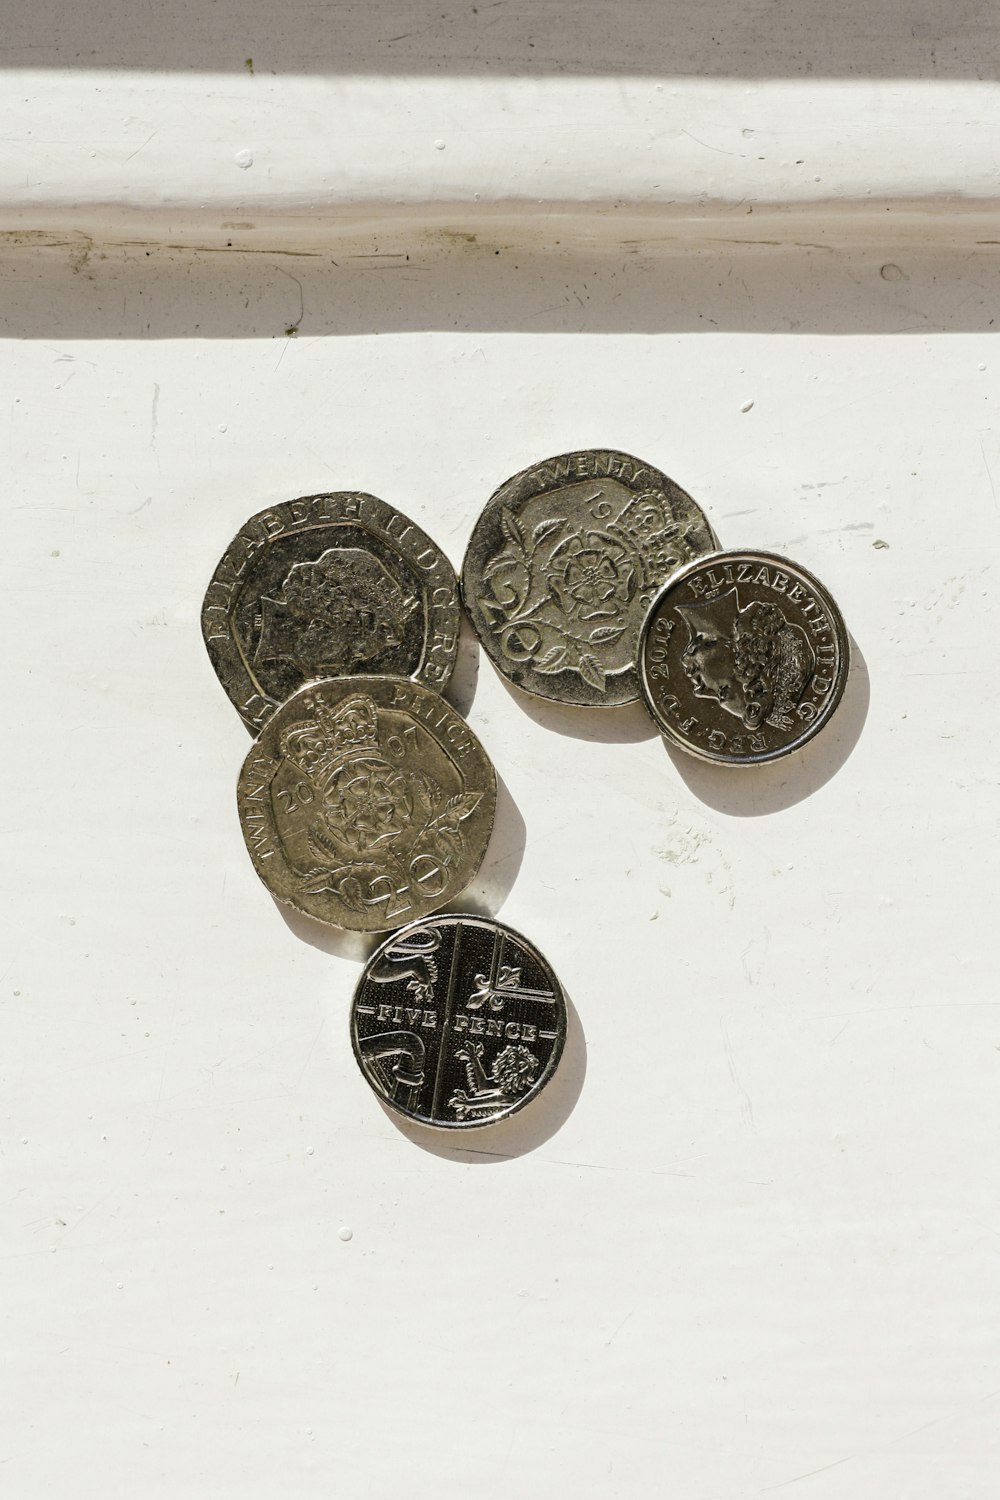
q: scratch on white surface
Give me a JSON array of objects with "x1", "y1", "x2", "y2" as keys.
[
  {"x1": 761, "y1": 1453, "x2": 854, "y2": 1490},
  {"x1": 979, "y1": 436, "x2": 997, "y2": 510},
  {"x1": 721, "y1": 1018, "x2": 755, "y2": 1130},
  {"x1": 604, "y1": 1310, "x2": 634, "y2": 1347},
  {"x1": 762, "y1": 1388, "x2": 1000, "y2": 1492},
  {"x1": 150, "y1": 382, "x2": 159, "y2": 447},
  {"x1": 143, "y1": 1005, "x2": 179, "y2": 1156},
  {"x1": 303, "y1": 444, "x2": 337, "y2": 477},
  {"x1": 295, "y1": 1012, "x2": 326, "y2": 1092},
  {"x1": 740, "y1": 927, "x2": 770, "y2": 986},
  {"x1": 64, "y1": 1193, "x2": 111, "y2": 1237},
  {"x1": 823, "y1": 1001, "x2": 1000, "y2": 1016},
  {"x1": 681, "y1": 129, "x2": 744, "y2": 159},
  {"x1": 542, "y1": 1155, "x2": 613, "y2": 1171},
  {"x1": 527, "y1": 302, "x2": 572, "y2": 319},
  {"x1": 275, "y1": 264, "x2": 305, "y2": 334},
  {"x1": 967, "y1": 1214, "x2": 1000, "y2": 1241},
  {"x1": 124, "y1": 128, "x2": 160, "y2": 163}
]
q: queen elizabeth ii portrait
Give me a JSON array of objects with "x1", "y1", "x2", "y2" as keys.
[{"x1": 676, "y1": 589, "x2": 816, "y2": 732}]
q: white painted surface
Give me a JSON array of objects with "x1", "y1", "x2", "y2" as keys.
[
  {"x1": 3, "y1": 227, "x2": 999, "y2": 1496},
  {"x1": 3, "y1": 8, "x2": 1000, "y2": 1488},
  {"x1": 3, "y1": 72, "x2": 1000, "y2": 227}
]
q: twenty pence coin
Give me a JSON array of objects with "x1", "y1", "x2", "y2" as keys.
[
  {"x1": 351, "y1": 913, "x2": 567, "y2": 1129},
  {"x1": 461, "y1": 449, "x2": 717, "y2": 707},
  {"x1": 639, "y1": 550, "x2": 850, "y2": 765},
  {"x1": 203, "y1": 493, "x2": 461, "y2": 732},
  {"x1": 237, "y1": 677, "x2": 497, "y2": 932}
]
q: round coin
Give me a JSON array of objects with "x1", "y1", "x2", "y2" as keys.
[
  {"x1": 203, "y1": 493, "x2": 461, "y2": 732},
  {"x1": 639, "y1": 550, "x2": 850, "y2": 765},
  {"x1": 237, "y1": 677, "x2": 496, "y2": 931},
  {"x1": 461, "y1": 449, "x2": 717, "y2": 707},
  {"x1": 351, "y1": 913, "x2": 567, "y2": 1129}
]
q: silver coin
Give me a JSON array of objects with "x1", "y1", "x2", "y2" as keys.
[
  {"x1": 237, "y1": 677, "x2": 496, "y2": 932},
  {"x1": 203, "y1": 493, "x2": 460, "y2": 732},
  {"x1": 639, "y1": 550, "x2": 850, "y2": 765},
  {"x1": 461, "y1": 449, "x2": 717, "y2": 707},
  {"x1": 351, "y1": 913, "x2": 567, "y2": 1129}
]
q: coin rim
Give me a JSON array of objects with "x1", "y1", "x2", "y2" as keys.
[
  {"x1": 202, "y1": 492, "x2": 461, "y2": 732},
  {"x1": 637, "y1": 548, "x2": 852, "y2": 767},
  {"x1": 236, "y1": 676, "x2": 498, "y2": 932},
  {"x1": 350, "y1": 911, "x2": 568, "y2": 1130},
  {"x1": 460, "y1": 450, "x2": 719, "y2": 709}
]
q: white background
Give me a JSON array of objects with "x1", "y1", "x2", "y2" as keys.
[{"x1": 3, "y1": 7, "x2": 1000, "y2": 1496}]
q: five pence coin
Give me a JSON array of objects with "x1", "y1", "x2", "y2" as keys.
[
  {"x1": 237, "y1": 677, "x2": 497, "y2": 931},
  {"x1": 461, "y1": 450, "x2": 717, "y2": 707},
  {"x1": 351, "y1": 913, "x2": 567, "y2": 1129},
  {"x1": 638, "y1": 549, "x2": 850, "y2": 765}
]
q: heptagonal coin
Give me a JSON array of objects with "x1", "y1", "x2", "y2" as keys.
[
  {"x1": 462, "y1": 449, "x2": 717, "y2": 708},
  {"x1": 237, "y1": 677, "x2": 497, "y2": 932},
  {"x1": 203, "y1": 492, "x2": 461, "y2": 732}
]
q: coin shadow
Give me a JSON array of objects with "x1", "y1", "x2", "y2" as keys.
[
  {"x1": 275, "y1": 902, "x2": 378, "y2": 963},
  {"x1": 494, "y1": 670, "x2": 659, "y2": 746},
  {"x1": 376, "y1": 988, "x2": 587, "y2": 1163},
  {"x1": 666, "y1": 632, "x2": 871, "y2": 815},
  {"x1": 444, "y1": 613, "x2": 481, "y2": 720},
  {"x1": 461, "y1": 770, "x2": 527, "y2": 915}
]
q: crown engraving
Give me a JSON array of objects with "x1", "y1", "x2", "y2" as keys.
[
  {"x1": 281, "y1": 693, "x2": 383, "y2": 786},
  {"x1": 610, "y1": 491, "x2": 687, "y2": 582}
]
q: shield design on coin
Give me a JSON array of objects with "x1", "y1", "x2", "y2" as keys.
[
  {"x1": 351, "y1": 914, "x2": 567, "y2": 1128},
  {"x1": 237, "y1": 678, "x2": 496, "y2": 931}
]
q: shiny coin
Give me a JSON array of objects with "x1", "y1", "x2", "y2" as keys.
[
  {"x1": 461, "y1": 449, "x2": 717, "y2": 707},
  {"x1": 639, "y1": 550, "x2": 850, "y2": 765},
  {"x1": 203, "y1": 493, "x2": 460, "y2": 732},
  {"x1": 237, "y1": 677, "x2": 496, "y2": 931},
  {"x1": 351, "y1": 913, "x2": 567, "y2": 1129}
]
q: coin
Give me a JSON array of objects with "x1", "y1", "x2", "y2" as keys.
[
  {"x1": 351, "y1": 913, "x2": 567, "y2": 1129},
  {"x1": 203, "y1": 493, "x2": 461, "y2": 732},
  {"x1": 638, "y1": 550, "x2": 850, "y2": 765},
  {"x1": 461, "y1": 449, "x2": 717, "y2": 707},
  {"x1": 237, "y1": 677, "x2": 497, "y2": 931}
]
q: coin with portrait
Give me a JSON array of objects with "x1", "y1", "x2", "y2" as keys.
[
  {"x1": 203, "y1": 493, "x2": 460, "y2": 731},
  {"x1": 351, "y1": 913, "x2": 567, "y2": 1129},
  {"x1": 462, "y1": 450, "x2": 717, "y2": 707},
  {"x1": 639, "y1": 550, "x2": 850, "y2": 765},
  {"x1": 237, "y1": 677, "x2": 496, "y2": 931}
]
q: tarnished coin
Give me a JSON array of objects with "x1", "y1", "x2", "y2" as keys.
[
  {"x1": 351, "y1": 913, "x2": 567, "y2": 1129},
  {"x1": 461, "y1": 449, "x2": 717, "y2": 707},
  {"x1": 639, "y1": 550, "x2": 850, "y2": 765},
  {"x1": 203, "y1": 493, "x2": 460, "y2": 732},
  {"x1": 237, "y1": 677, "x2": 496, "y2": 932}
]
